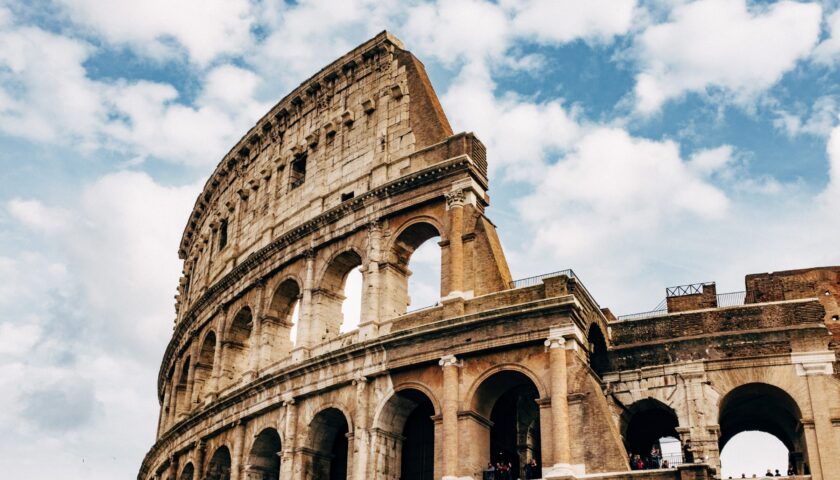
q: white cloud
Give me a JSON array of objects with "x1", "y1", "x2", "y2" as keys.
[
  {"x1": 773, "y1": 95, "x2": 840, "y2": 138},
  {"x1": 813, "y1": 8, "x2": 840, "y2": 65},
  {"x1": 0, "y1": 323, "x2": 41, "y2": 356},
  {"x1": 633, "y1": 0, "x2": 822, "y2": 113},
  {"x1": 56, "y1": 0, "x2": 255, "y2": 65},
  {"x1": 509, "y1": 0, "x2": 637, "y2": 45},
  {"x1": 824, "y1": 122, "x2": 840, "y2": 202},
  {"x1": 7, "y1": 199, "x2": 72, "y2": 234},
  {"x1": 442, "y1": 61, "x2": 582, "y2": 181}
]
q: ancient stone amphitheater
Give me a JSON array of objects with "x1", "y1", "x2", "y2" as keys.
[{"x1": 138, "y1": 32, "x2": 840, "y2": 480}]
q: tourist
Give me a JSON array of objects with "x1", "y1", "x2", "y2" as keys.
[
  {"x1": 483, "y1": 463, "x2": 495, "y2": 480},
  {"x1": 787, "y1": 466, "x2": 795, "y2": 476},
  {"x1": 766, "y1": 468, "x2": 773, "y2": 477},
  {"x1": 524, "y1": 458, "x2": 538, "y2": 480},
  {"x1": 649, "y1": 445, "x2": 662, "y2": 469},
  {"x1": 662, "y1": 460, "x2": 670, "y2": 469},
  {"x1": 682, "y1": 440, "x2": 694, "y2": 463},
  {"x1": 774, "y1": 469, "x2": 781, "y2": 477}
]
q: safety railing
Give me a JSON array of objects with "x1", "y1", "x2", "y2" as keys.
[{"x1": 509, "y1": 269, "x2": 599, "y2": 308}]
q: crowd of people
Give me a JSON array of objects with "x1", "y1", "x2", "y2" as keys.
[{"x1": 482, "y1": 458, "x2": 539, "y2": 480}]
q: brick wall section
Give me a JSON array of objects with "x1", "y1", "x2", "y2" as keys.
[
  {"x1": 610, "y1": 300, "x2": 825, "y2": 346},
  {"x1": 568, "y1": 355, "x2": 628, "y2": 473},
  {"x1": 666, "y1": 284, "x2": 717, "y2": 313}
]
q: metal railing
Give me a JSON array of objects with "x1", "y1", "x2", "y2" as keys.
[
  {"x1": 617, "y1": 290, "x2": 750, "y2": 321},
  {"x1": 666, "y1": 281, "x2": 714, "y2": 297},
  {"x1": 509, "y1": 269, "x2": 600, "y2": 308},
  {"x1": 716, "y1": 290, "x2": 747, "y2": 308}
]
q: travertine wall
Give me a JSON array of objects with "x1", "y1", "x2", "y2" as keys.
[{"x1": 139, "y1": 32, "x2": 839, "y2": 480}]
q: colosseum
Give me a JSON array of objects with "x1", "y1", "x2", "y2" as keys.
[{"x1": 138, "y1": 32, "x2": 840, "y2": 480}]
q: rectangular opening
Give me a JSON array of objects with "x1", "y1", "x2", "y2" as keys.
[
  {"x1": 341, "y1": 192, "x2": 354, "y2": 202},
  {"x1": 218, "y1": 219, "x2": 228, "y2": 250},
  {"x1": 290, "y1": 154, "x2": 306, "y2": 189}
]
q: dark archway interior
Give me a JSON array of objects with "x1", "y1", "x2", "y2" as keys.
[
  {"x1": 400, "y1": 390, "x2": 435, "y2": 480},
  {"x1": 623, "y1": 399, "x2": 679, "y2": 457},
  {"x1": 180, "y1": 463, "x2": 194, "y2": 480},
  {"x1": 476, "y1": 371, "x2": 541, "y2": 479},
  {"x1": 719, "y1": 383, "x2": 804, "y2": 474},
  {"x1": 309, "y1": 408, "x2": 349, "y2": 480},
  {"x1": 588, "y1": 324, "x2": 609, "y2": 375},
  {"x1": 248, "y1": 428, "x2": 282, "y2": 480},
  {"x1": 206, "y1": 446, "x2": 232, "y2": 480}
]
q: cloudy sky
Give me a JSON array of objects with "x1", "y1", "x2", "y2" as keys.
[{"x1": 1, "y1": 0, "x2": 839, "y2": 478}]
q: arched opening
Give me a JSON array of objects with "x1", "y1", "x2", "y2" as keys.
[
  {"x1": 206, "y1": 446, "x2": 232, "y2": 480},
  {"x1": 314, "y1": 250, "x2": 363, "y2": 341},
  {"x1": 341, "y1": 267, "x2": 363, "y2": 333},
  {"x1": 264, "y1": 279, "x2": 301, "y2": 362},
  {"x1": 719, "y1": 383, "x2": 805, "y2": 477},
  {"x1": 175, "y1": 356, "x2": 190, "y2": 416},
  {"x1": 306, "y1": 408, "x2": 350, "y2": 480},
  {"x1": 587, "y1": 324, "x2": 609, "y2": 376},
  {"x1": 179, "y1": 463, "x2": 194, "y2": 480},
  {"x1": 193, "y1": 332, "x2": 216, "y2": 404},
  {"x1": 621, "y1": 398, "x2": 680, "y2": 470},
  {"x1": 384, "y1": 222, "x2": 442, "y2": 317},
  {"x1": 721, "y1": 431, "x2": 789, "y2": 478},
  {"x1": 221, "y1": 307, "x2": 253, "y2": 388},
  {"x1": 374, "y1": 388, "x2": 436, "y2": 479},
  {"x1": 472, "y1": 370, "x2": 542, "y2": 479},
  {"x1": 163, "y1": 364, "x2": 175, "y2": 427},
  {"x1": 247, "y1": 428, "x2": 282, "y2": 480}
]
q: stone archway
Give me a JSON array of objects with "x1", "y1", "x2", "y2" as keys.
[
  {"x1": 313, "y1": 250, "x2": 363, "y2": 342},
  {"x1": 179, "y1": 462, "x2": 194, "y2": 480},
  {"x1": 247, "y1": 428, "x2": 282, "y2": 480},
  {"x1": 206, "y1": 446, "x2": 232, "y2": 480},
  {"x1": 381, "y1": 220, "x2": 443, "y2": 317},
  {"x1": 264, "y1": 278, "x2": 301, "y2": 362},
  {"x1": 193, "y1": 332, "x2": 216, "y2": 404},
  {"x1": 373, "y1": 388, "x2": 437, "y2": 480},
  {"x1": 470, "y1": 369, "x2": 543, "y2": 479},
  {"x1": 719, "y1": 382, "x2": 806, "y2": 475},
  {"x1": 620, "y1": 398, "x2": 680, "y2": 467},
  {"x1": 222, "y1": 307, "x2": 253, "y2": 388},
  {"x1": 306, "y1": 407, "x2": 351, "y2": 480},
  {"x1": 587, "y1": 323, "x2": 609, "y2": 376}
]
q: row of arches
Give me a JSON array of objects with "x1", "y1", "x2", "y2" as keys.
[
  {"x1": 164, "y1": 368, "x2": 545, "y2": 480},
  {"x1": 621, "y1": 383, "x2": 809, "y2": 477},
  {"x1": 161, "y1": 222, "x2": 443, "y2": 431}
]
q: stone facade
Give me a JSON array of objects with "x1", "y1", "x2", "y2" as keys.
[{"x1": 138, "y1": 32, "x2": 840, "y2": 480}]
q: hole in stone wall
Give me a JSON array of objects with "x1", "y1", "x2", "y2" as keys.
[
  {"x1": 720, "y1": 431, "x2": 789, "y2": 478},
  {"x1": 407, "y1": 236, "x2": 441, "y2": 311},
  {"x1": 340, "y1": 266, "x2": 363, "y2": 333}
]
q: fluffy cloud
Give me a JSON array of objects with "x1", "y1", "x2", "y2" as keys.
[
  {"x1": 509, "y1": 0, "x2": 637, "y2": 45},
  {"x1": 774, "y1": 95, "x2": 840, "y2": 138},
  {"x1": 1, "y1": 171, "x2": 200, "y2": 479},
  {"x1": 6, "y1": 199, "x2": 71, "y2": 234},
  {"x1": 633, "y1": 0, "x2": 822, "y2": 113},
  {"x1": 56, "y1": 0, "x2": 255, "y2": 65},
  {"x1": 812, "y1": 8, "x2": 840, "y2": 65}
]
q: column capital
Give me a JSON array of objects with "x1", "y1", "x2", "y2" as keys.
[
  {"x1": 445, "y1": 189, "x2": 467, "y2": 209},
  {"x1": 545, "y1": 324, "x2": 585, "y2": 351},
  {"x1": 282, "y1": 392, "x2": 296, "y2": 406},
  {"x1": 352, "y1": 374, "x2": 369, "y2": 386},
  {"x1": 439, "y1": 354, "x2": 461, "y2": 368}
]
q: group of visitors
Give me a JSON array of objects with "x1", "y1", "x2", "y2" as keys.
[
  {"x1": 482, "y1": 458, "x2": 539, "y2": 480},
  {"x1": 727, "y1": 467, "x2": 796, "y2": 478},
  {"x1": 629, "y1": 440, "x2": 694, "y2": 470}
]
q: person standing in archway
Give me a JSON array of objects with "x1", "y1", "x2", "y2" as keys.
[{"x1": 682, "y1": 440, "x2": 694, "y2": 464}]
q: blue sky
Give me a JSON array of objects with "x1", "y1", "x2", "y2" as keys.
[{"x1": 1, "y1": 0, "x2": 839, "y2": 478}]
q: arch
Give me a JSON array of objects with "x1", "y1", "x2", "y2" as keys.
[
  {"x1": 179, "y1": 462, "x2": 194, "y2": 480},
  {"x1": 466, "y1": 364, "x2": 548, "y2": 416},
  {"x1": 206, "y1": 446, "x2": 232, "y2": 480},
  {"x1": 263, "y1": 278, "x2": 302, "y2": 363},
  {"x1": 718, "y1": 382, "x2": 805, "y2": 474},
  {"x1": 312, "y1": 249, "x2": 364, "y2": 342},
  {"x1": 620, "y1": 398, "x2": 680, "y2": 467},
  {"x1": 247, "y1": 427, "x2": 282, "y2": 480},
  {"x1": 306, "y1": 407, "x2": 351, "y2": 480},
  {"x1": 373, "y1": 381, "x2": 442, "y2": 423},
  {"x1": 382, "y1": 220, "x2": 443, "y2": 317},
  {"x1": 373, "y1": 387, "x2": 437, "y2": 480},
  {"x1": 174, "y1": 356, "x2": 191, "y2": 417},
  {"x1": 469, "y1": 368, "x2": 543, "y2": 479},
  {"x1": 221, "y1": 307, "x2": 253, "y2": 388},
  {"x1": 587, "y1": 323, "x2": 609, "y2": 375},
  {"x1": 193, "y1": 331, "x2": 217, "y2": 404}
]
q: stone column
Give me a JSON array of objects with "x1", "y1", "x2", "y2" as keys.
[
  {"x1": 439, "y1": 354, "x2": 462, "y2": 479},
  {"x1": 280, "y1": 397, "x2": 297, "y2": 480},
  {"x1": 185, "y1": 338, "x2": 199, "y2": 412},
  {"x1": 207, "y1": 322, "x2": 224, "y2": 403},
  {"x1": 359, "y1": 221, "x2": 382, "y2": 340},
  {"x1": 247, "y1": 284, "x2": 265, "y2": 380},
  {"x1": 793, "y1": 350, "x2": 837, "y2": 479},
  {"x1": 231, "y1": 420, "x2": 246, "y2": 480},
  {"x1": 167, "y1": 453, "x2": 179, "y2": 480},
  {"x1": 292, "y1": 249, "x2": 315, "y2": 361},
  {"x1": 444, "y1": 191, "x2": 465, "y2": 298},
  {"x1": 543, "y1": 325, "x2": 585, "y2": 478},
  {"x1": 352, "y1": 375, "x2": 370, "y2": 480}
]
